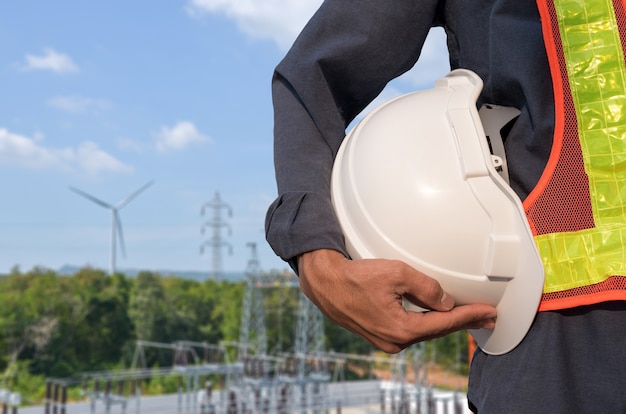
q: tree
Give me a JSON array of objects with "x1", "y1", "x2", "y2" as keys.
[
  {"x1": 0, "y1": 268, "x2": 74, "y2": 377},
  {"x1": 68, "y1": 269, "x2": 133, "y2": 371},
  {"x1": 128, "y1": 271, "x2": 168, "y2": 342}
]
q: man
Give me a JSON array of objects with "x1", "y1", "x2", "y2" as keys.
[{"x1": 266, "y1": 1, "x2": 626, "y2": 412}]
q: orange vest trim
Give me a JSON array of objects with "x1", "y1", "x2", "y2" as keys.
[{"x1": 531, "y1": 0, "x2": 626, "y2": 311}]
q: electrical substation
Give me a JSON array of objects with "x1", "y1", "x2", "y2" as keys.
[{"x1": 12, "y1": 195, "x2": 470, "y2": 414}]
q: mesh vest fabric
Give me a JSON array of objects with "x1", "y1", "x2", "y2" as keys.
[{"x1": 530, "y1": 0, "x2": 626, "y2": 311}]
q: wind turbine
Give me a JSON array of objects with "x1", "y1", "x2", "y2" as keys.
[{"x1": 69, "y1": 180, "x2": 154, "y2": 275}]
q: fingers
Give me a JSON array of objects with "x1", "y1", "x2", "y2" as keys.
[
  {"x1": 365, "y1": 303, "x2": 497, "y2": 352},
  {"x1": 341, "y1": 256, "x2": 456, "y2": 313},
  {"x1": 411, "y1": 303, "x2": 497, "y2": 336},
  {"x1": 297, "y1": 250, "x2": 498, "y2": 354},
  {"x1": 392, "y1": 262, "x2": 456, "y2": 312}
]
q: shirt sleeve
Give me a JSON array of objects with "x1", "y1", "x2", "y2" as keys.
[{"x1": 265, "y1": 0, "x2": 442, "y2": 272}]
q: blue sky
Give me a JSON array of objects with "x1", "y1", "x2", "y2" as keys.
[{"x1": 0, "y1": 1, "x2": 450, "y2": 276}]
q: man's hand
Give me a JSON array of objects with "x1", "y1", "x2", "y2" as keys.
[{"x1": 298, "y1": 249, "x2": 497, "y2": 354}]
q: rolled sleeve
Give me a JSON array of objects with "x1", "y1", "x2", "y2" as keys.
[{"x1": 265, "y1": 191, "x2": 348, "y2": 273}]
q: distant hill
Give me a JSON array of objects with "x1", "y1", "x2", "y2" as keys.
[{"x1": 57, "y1": 264, "x2": 246, "y2": 282}]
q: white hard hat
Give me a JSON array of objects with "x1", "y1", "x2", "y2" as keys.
[{"x1": 331, "y1": 69, "x2": 544, "y2": 355}]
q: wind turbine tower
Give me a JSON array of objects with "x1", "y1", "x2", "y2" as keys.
[
  {"x1": 69, "y1": 181, "x2": 154, "y2": 275},
  {"x1": 200, "y1": 191, "x2": 233, "y2": 280}
]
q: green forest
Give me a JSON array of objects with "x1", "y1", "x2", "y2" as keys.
[{"x1": 0, "y1": 266, "x2": 470, "y2": 405}]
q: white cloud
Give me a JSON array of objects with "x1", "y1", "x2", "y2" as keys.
[
  {"x1": 0, "y1": 128, "x2": 132, "y2": 174},
  {"x1": 22, "y1": 48, "x2": 80, "y2": 74},
  {"x1": 49, "y1": 95, "x2": 110, "y2": 114},
  {"x1": 0, "y1": 128, "x2": 63, "y2": 169},
  {"x1": 185, "y1": 0, "x2": 451, "y2": 70},
  {"x1": 186, "y1": 0, "x2": 322, "y2": 50},
  {"x1": 155, "y1": 121, "x2": 210, "y2": 153},
  {"x1": 74, "y1": 142, "x2": 132, "y2": 175}
]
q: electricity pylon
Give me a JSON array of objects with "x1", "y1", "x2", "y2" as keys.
[
  {"x1": 239, "y1": 242, "x2": 267, "y2": 359},
  {"x1": 200, "y1": 191, "x2": 233, "y2": 280}
]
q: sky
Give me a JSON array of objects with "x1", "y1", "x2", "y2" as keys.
[{"x1": 0, "y1": 1, "x2": 450, "y2": 276}]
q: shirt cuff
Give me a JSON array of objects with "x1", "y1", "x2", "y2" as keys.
[{"x1": 265, "y1": 191, "x2": 348, "y2": 274}]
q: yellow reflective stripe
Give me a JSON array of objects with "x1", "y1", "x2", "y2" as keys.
[
  {"x1": 536, "y1": 226, "x2": 626, "y2": 293},
  {"x1": 538, "y1": 0, "x2": 626, "y2": 294}
]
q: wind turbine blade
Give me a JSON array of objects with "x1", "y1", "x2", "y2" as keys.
[
  {"x1": 116, "y1": 180, "x2": 154, "y2": 209},
  {"x1": 115, "y1": 211, "x2": 127, "y2": 259},
  {"x1": 69, "y1": 186, "x2": 113, "y2": 209}
]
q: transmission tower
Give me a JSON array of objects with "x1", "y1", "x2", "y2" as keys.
[
  {"x1": 239, "y1": 242, "x2": 268, "y2": 359},
  {"x1": 199, "y1": 191, "x2": 233, "y2": 280},
  {"x1": 294, "y1": 291, "x2": 326, "y2": 374},
  {"x1": 294, "y1": 290, "x2": 329, "y2": 413}
]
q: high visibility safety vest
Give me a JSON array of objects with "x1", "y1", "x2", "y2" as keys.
[{"x1": 529, "y1": 0, "x2": 626, "y2": 311}]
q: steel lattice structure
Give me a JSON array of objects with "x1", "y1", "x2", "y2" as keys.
[{"x1": 200, "y1": 192, "x2": 233, "y2": 280}]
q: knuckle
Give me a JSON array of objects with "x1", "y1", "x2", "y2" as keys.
[{"x1": 388, "y1": 260, "x2": 443, "y2": 297}]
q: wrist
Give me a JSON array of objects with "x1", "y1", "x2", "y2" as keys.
[{"x1": 298, "y1": 249, "x2": 347, "y2": 274}]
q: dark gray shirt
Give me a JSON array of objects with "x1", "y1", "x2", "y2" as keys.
[
  {"x1": 266, "y1": 1, "x2": 626, "y2": 412},
  {"x1": 266, "y1": 0, "x2": 553, "y2": 270}
]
